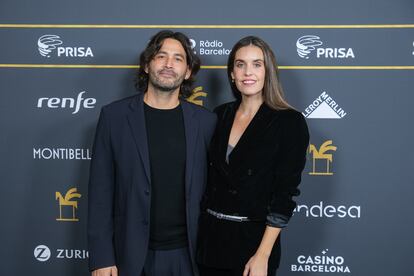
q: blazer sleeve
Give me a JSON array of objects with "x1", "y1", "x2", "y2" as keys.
[
  {"x1": 87, "y1": 107, "x2": 116, "y2": 271},
  {"x1": 266, "y1": 112, "x2": 309, "y2": 228}
]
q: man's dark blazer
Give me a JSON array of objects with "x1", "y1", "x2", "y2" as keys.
[
  {"x1": 87, "y1": 92, "x2": 216, "y2": 276},
  {"x1": 197, "y1": 101, "x2": 309, "y2": 272}
]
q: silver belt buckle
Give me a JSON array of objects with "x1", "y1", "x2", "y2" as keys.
[
  {"x1": 233, "y1": 216, "x2": 243, "y2": 222},
  {"x1": 207, "y1": 209, "x2": 248, "y2": 222}
]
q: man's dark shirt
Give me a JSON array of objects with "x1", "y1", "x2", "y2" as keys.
[{"x1": 144, "y1": 103, "x2": 187, "y2": 250}]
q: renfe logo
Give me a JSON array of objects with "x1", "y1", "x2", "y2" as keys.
[
  {"x1": 296, "y1": 35, "x2": 355, "y2": 59},
  {"x1": 37, "y1": 34, "x2": 94, "y2": 58},
  {"x1": 37, "y1": 91, "x2": 96, "y2": 114}
]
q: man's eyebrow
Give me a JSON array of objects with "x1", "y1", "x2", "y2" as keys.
[
  {"x1": 155, "y1": 50, "x2": 167, "y2": 55},
  {"x1": 155, "y1": 51, "x2": 185, "y2": 59},
  {"x1": 174, "y1": 53, "x2": 185, "y2": 59}
]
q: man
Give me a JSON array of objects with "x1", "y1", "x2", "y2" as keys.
[{"x1": 88, "y1": 30, "x2": 216, "y2": 276}]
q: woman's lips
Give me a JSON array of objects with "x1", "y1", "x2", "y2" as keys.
[{"x1": 242, "y1": 79, "x2": 256, "y2": 85}]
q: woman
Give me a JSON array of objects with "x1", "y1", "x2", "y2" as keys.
[{"x1": 197, "y1": 36, "x2": 309, "y2": 276}]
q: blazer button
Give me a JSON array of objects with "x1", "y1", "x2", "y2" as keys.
[
  {"x1": 144, "y1": 189, "x2": 150, "y2": 196},
  {"x1": 247, "y1": 169, "x2": 253, "y2": 176},
  {"x1": 209, "y1": 162, "x2": 213, "y2": 166}
]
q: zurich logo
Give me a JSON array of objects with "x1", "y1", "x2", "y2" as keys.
[
  {"x1": 296, "y1": 35, "x2": 323, "y2": 59},
  {"x1": 34, "y1": 245, "x2": 51, "y2": 262},
  {"x1": 38, "y1": 34, "x2": 63, "y2": 58}
]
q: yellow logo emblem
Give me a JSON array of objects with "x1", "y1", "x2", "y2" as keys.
[
  {"x1": 55, "y1": 188, "x2": 81, "y2": 221},
  {"x1": 308, "y1": 140, "x2": 337, "y2": 175},
  {"x1": 187, "y1": 86, "x2": 207, "y2": 106}
]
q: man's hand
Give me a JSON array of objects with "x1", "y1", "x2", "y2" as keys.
[{"x1": 92, "y1": 266, "x2": 118, "y2": 276}]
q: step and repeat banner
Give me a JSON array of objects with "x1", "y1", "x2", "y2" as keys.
[{"x1": 1, "y1": 0, "x2": 413, "y2": 275}]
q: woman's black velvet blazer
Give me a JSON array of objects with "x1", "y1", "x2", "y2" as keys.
[{"x1": 197, "y1": 100, "x2": 309, "y2": 271}]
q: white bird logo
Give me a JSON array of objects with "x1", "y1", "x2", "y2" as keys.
[
  {"x1": 38, "y1": 34, "x2": 63, "y2": 57},
  {"x1": 296, "y1": 35, "x2": 323, "y2": 59}
]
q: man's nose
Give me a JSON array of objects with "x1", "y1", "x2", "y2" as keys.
[{"x1": 164, "y1": 57, "x2": 174, "y2": 68}]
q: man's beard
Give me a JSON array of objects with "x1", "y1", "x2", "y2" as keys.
[{"x1": 148, "y1": 68, "x2": 186, "y2": 93}]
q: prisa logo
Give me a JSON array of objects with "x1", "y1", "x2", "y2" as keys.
[
  {"x1": 296, "y1": 35, "x2": 355, "y2": 59},
  {"x1": 37, "y1": 91, "x2": 96, "y2": 114},
  {"x1": 37, "y1": 34, "x2": 94, "y2": 58}
]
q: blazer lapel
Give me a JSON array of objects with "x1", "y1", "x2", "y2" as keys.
[
  {"x1": 127, "y1": 93, "x2": 151, "y2": 184},
  {"x1": 181, "y1": 100, "x2": 198, "y2": 198},
  {"x1": 214, "y1": 101, "x2": 239, "y2": 166},
  {"x1": 228, "y1": 103, "x2": 277, "y2": 166}
]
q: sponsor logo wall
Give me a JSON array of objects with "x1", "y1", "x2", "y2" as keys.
[{"x1": 1, "y1": 1, "x2": 413, "y2": 275}]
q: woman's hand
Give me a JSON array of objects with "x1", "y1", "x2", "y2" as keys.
[
  {"x1": 243, "y1": 252, "x2": 269, "y2": 276},
  {"x1": 243, "y1": 226, "x2": 282, "y2": 276}
]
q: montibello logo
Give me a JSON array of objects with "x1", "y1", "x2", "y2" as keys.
[
  {"x1": 37, "y1": 34, "x2": 94, "y2": 58},
  {"x1": 294, "y1": 201, "x2": 361, "y2": 218},
  {"x1": 37, "y1": 91, "x2": 96, "y2": 114},
  {"x1": 297, "y1": 35, "x2": 355, "y2": 59}
]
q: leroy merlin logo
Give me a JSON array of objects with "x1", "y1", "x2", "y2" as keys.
[{"x1": 302, "y1": 91, "x2": 347, "y2": 119}]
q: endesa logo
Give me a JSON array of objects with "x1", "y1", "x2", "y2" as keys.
[
  {"x1": 37, "y1": 91, "x2": 96, "y2": 114},
  {"x1": 296, "y1": 35, "x2": 355, "y2": 59},
  {"x1": 294, "y1": 201, "x2": 361, "y2": 219},
  {"x1": 37, "y1": 34, "x2": 94, "y2": 58},
  {"x1": 291, "y1": 249, "x2": 351, "y2": 273}
]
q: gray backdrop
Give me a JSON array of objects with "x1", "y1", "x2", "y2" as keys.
[{"x1": 1, "y1": 0, "x2": 413, "y2": 275}]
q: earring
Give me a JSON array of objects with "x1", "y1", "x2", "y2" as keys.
[{"x1": 231, "y1": 79, "x2": 235, "y2": 83}]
